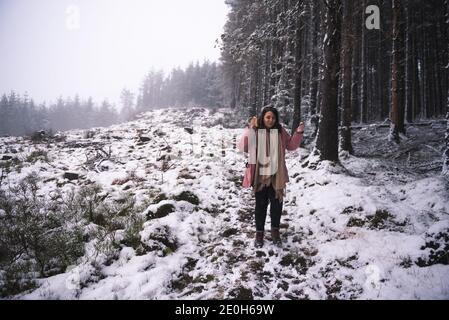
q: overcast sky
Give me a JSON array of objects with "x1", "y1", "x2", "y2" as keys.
[{"x1": 0, "y1": 0, "x2": 229, "y2": 107}]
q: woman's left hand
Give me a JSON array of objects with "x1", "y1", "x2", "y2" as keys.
[{"x1": 296, "y1": 122, "x2": 305, "y2": 134}]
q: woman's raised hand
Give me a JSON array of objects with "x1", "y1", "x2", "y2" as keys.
[
  {"x1": 249, "y1": 116, "x2": 258, "y2": 129},
  {"x1": 296, "y1": 122, "x2": 305, "y2": 133}
]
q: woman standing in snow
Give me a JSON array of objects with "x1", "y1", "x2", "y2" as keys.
[{"x1": 238, "y1": 106, "x2": 304, "y2": 248}]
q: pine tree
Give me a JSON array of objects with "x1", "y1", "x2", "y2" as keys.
[{"x1": 120, "y1": 88, "x2": 135, "y2": 121}]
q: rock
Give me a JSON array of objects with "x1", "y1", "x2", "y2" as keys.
[
  {"x1": 227, "y1": 286, "x2": 254, "y2": 300},
  {"x1": 222, "y1": 228, "x2": 239, "y2": 237},
  {"x1": 64, "y1": 172, "x2": 79, "y2": 181},
  {"x1": 153, "y1": 193, "x2": 168, "y2": 204},
  {"x1": 1, "y1": 155, "x2": 12, "y2": 161},
  {"x1": 31, "y1": 130, "x2": 47, "y2": 142},
  {"x1": 147, "y1": 203, "x2": 176, "y2": 220},
  {"x1": 139, "y1": 136, "x2": 151, "y2": 143},
  {"x1": 153, "y1": 129, "x2": 166, "y2": 137},
  {"x1": 173, "y1": 191, "x2": 200, "y2": 205}
]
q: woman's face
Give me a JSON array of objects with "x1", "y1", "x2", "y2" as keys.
[{"x1": 263, "y1": 111, "x2": 276, "y2": 129}]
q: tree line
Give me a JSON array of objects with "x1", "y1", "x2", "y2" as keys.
[
  {"x1": 0, "y1": 92, "x2": 119, "y2": 136},
  {"x1": 0, "y1": 60, "x2": 225, "y2": 136},
  {"x1": 135, "y1": 60, "x2": 225, "y2": 112}
]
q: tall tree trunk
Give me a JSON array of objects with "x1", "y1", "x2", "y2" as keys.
[
  {"x1": 390, "y1": 0, "x2": 406, "y2": 142},
  {"x1": 308, "y1": 0, "x2": 320, "y2": 137},
  {"x1": 444, "y1": 110, "x2": 449, "y2": 176},
  {"x1": 411, "y1": 30, "x2": 419, "y2": 121},
  {"x1": 382, "y1": 0, "x2": 393, "y2": 122},
  {"x1": 360, "y1": 0, "x2": 368, "y2": 123},
  {"x1": 315, "y1": 0, "x2": 342, "y2": 162},
  {"x1": 270, "y1": 40, "x2": 279, "y2": 100},
  {"x1": 376, "y1": 25, "x2": 383, "y2": 121},
  {"x1": 405, "y1": 2, "x2": 413, "y2": 123},
  {"x1": 351, "y1": 3, "x2": 362, "y2": 123},
  {"x1": 442, "y1": 0, "x2": 449, "y2": 177},
  {"x1": 292, "y1": 9, "x2": 303, "y2": 134},
  {"x1": 316, "y1": 0, "x2": 325, "y2": 119},
  {"x1": 301, "y1": 1, "x2": 311, "y2": 99},
  {"x1": 442, "y1": 0, "x2": 449, "y2": 116},
  {"x1": 340, "y1": 0, "x2": 354, "y2": 154},
  {"x1": 263, "y1": 40, "x2": 272, "y2": 107}
]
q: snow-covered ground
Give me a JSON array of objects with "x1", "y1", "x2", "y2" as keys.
[{"x1": 1, "y1": 107, "x2": 448, "y2": 300}]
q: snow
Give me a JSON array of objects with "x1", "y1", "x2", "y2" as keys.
[{"x1": 1, "y1": 107, "x2": 448, "y2": 300}]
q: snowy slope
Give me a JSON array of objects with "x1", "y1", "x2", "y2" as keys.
[{"x1": 1, "y1": 107, "x2": 448, "y2": 300}]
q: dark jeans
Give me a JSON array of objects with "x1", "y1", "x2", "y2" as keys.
[{"x1": 255, "y1": 185, "x2": 283, "y2": 232}]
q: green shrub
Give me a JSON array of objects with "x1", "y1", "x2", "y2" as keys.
[
  {"x1": 0, "y1": 173, "x2": 85, "y2": 296},
  {"x1": 25, "y1": 150, "x2": 48, "y2": 163},
  {"x1": 0, "y1": 175, "x2": 149, "y2": 297}
]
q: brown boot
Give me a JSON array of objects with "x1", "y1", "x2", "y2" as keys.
[
  {"x1": 254, "y1": 231, "x2": 264, "y2": 248},
  {"x1": 271, "y1": 228, "x2": 282, "y2": 246}
]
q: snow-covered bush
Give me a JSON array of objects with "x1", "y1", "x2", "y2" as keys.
[
  {"x1": 0, "y1": 173, "x2": 85, "y2": 296},
  {"x1": 74, "y1": 184, "x2": 146, "y2": 263}
]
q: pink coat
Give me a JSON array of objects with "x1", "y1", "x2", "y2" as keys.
[{"x1": 237, "y1": 126, "x2": 302, "y2": 188}]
